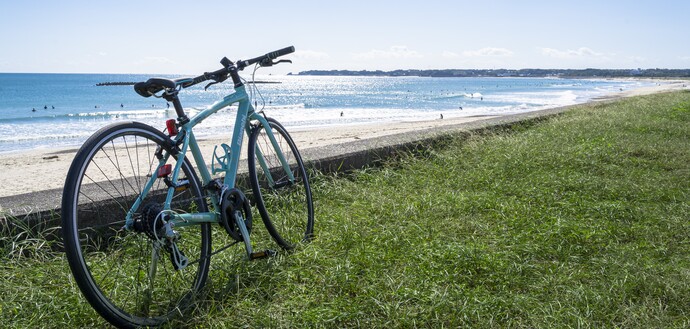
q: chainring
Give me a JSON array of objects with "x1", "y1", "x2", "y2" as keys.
[{"x1": 220, "y1": 188, "x2": 252, "y2": 241}]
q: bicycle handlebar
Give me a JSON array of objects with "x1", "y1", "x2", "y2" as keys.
[
  {"x1": 135, "y1": 46, "x2": 294, "y2": 97},
  {"x1": 181, "y1": 46, "x2": 295, "y2": 89}
]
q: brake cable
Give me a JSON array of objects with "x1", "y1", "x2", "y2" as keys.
[{"x1": 249, "y1": 63, "x2": 267, "y2": 112}]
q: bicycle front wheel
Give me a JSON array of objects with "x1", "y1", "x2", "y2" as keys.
[
  {"x1": 248, "y1": 117, "x2": 314, "y2": 250},
  {"x1": 61, "y1": 121, "x2": 211, "y2": 328}
]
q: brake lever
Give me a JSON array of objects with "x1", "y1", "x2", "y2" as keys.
[
  {"x1": 203, "y1": 73, "x2": 229, "y2": 91},
  {"x1": 259, "y1": 59, "x2": 293, "y2": 67},
  {"x1": 204, "y1": 81, "x2": 219, "y2": 90}
]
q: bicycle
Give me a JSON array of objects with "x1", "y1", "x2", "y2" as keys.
[{"x1": 61, "y1": 46, "x2": 314, "y2": 328}]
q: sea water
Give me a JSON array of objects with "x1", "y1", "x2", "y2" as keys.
[{"x1": 0, "y1": 73, "x2": 651, "y2": 154}]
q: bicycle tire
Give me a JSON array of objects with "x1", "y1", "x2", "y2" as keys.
[
  {"x1": 247, "y1": 117, "x2": 314, "y2": 250},
  {"x1": 61, "y1": 121, "x2": 211, "y2": 328}
]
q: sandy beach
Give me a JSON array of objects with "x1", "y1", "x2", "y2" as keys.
[{"x1": 0, "y1": 79, "x2": 687, "y2": 200}]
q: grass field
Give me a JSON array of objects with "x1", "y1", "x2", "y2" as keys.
[{"x1": 2, "y1": 91, "x2": 689, "y2": 328}]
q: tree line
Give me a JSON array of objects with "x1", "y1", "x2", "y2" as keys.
[{"x1": 295, "y1": 68, "x2": 690, "y2": 78}]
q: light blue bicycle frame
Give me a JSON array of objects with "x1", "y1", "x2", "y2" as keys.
[{"x1": 124, "y1": 83, "x2": 295, "y2": 255}]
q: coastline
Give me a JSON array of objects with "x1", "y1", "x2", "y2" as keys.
[
  {"x1": 0, "y1": 115, "x2": 496, "y2": 200},
  {"x1": 0, "y1": 80, "x2": 687, "y2": 201}
]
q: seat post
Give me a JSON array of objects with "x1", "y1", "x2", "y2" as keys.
[{"x1": 164, "y1": 93, "x2": 189, "y2": 124}]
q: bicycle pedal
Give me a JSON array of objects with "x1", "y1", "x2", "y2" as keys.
[{"x1": 249, "y1": 249, "x2": 276, "y2": 260}]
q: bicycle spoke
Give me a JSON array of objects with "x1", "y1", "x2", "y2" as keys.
[{"x1": 109, "y1": 139, "x2": 141, "y2": 200}]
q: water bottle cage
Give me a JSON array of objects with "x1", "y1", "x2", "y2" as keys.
[{"x1": 211, "y1": 143, "x2": 232, "y2": 175}]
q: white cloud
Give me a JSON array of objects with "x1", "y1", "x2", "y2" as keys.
[
  {"x1": 462, "y1": 47, "x2": 514, "y2": 57},
  {"x1": 540, "y1": 47, "x2": 604, "y2": 59},
  {"x1": 294, "y1": 50, "x2": 330, "y2": 60},
  {"x1": 680, "y1": 55, "x2": 690, "y2": 61},
  {"x1": 353, "y1": 46, "x2": 423, "y2": 60}
]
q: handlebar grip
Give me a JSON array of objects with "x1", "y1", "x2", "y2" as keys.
[
  {"x1": 241, "y1": 46, "x2": 296, "y2": 68},
  {"x1": 267, "y1": 46, "x2": 295, "y2": 59}
]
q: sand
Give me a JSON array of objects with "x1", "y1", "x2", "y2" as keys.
[{"x1": 0, "y1": 79, "x2": 687, "y2": 200}]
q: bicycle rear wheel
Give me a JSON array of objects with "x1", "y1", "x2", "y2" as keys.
[
  {"x1": 248, "y1": 117, "x2": 314, "y2": 250},
  {"x1": 61, "y1": 121, "x2": 211, "y2": 328}
]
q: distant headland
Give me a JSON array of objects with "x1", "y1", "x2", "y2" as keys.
[{"x1": 294, "y1": 68, "x2": 690, "y2": 78}]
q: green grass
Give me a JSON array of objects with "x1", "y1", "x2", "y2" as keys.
[{"x1": 2, "y1": 91, "x2": 689, "y2": 328}]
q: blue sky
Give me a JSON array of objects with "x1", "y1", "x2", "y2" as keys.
[{"x1": 1, "y1": 0, "x2": 689, "y2": 74}]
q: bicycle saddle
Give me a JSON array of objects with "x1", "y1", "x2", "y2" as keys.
[{"x1": 133, "y1": 78, "x2": 177, "y2": 98}]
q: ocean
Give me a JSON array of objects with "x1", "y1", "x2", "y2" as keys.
[{"x1": 0, "y1": 73, "x2": 652, "y2": 154}]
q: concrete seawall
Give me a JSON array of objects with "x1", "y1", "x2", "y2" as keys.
[{"x1": 0, "y1": 102, "x2": 580, "y2": 234}]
